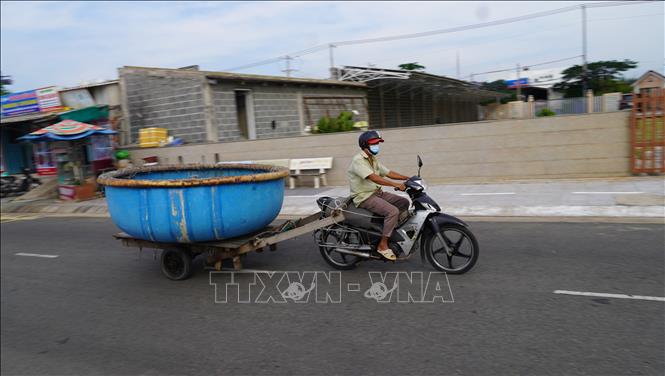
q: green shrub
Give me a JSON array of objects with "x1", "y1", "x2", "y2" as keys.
[
  {"x1": 537, "y1": 108, "x2": 556, "y2": 117},
  {"x1": 315, "y1": 116, "x2": 331, "y2": 133},
  {"x1": 314, "y1": 111, "x2": 356, "y2": 133},
  {"x1": 337, "y1": 111, "x2": 355, "y2": 132}
]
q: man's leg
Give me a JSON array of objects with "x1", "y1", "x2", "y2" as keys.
[
  {"x1": 378, "y1": 191, "x2": 410, "y2": 214},
  {"x1": 359, "y1": 194, "x2": 400, "y2": 257}
]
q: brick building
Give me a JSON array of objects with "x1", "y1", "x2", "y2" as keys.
[{"x1": 118, "y1": 66, "x2": 367, "y2": 146}]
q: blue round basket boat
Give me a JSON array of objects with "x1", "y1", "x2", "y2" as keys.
[{"x1": 98, "y1": 164, "x2": 289, "y2": 243}]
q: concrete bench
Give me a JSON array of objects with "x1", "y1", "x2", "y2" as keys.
[
  {"x1": 289, "y1": 157, "x2": 333, "y2": 189},
  {"x1": 216, "y1": 159, "x2": 290, "y2": 168},
  {"x1": 254, "y1": 159, "x2": 290, "y2": 169}
]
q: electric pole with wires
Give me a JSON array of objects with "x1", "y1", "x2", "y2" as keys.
[{"x1": 281, "y1": 56, "x2": 297, "y2": 77}]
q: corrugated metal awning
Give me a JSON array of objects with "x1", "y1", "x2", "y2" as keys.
[{"x1": 0, "y1": 111, "x2": 60, "y2": 125}]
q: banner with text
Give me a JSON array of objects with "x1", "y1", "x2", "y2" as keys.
[{"x1": 1, "y1": 86, "x2": 62, "y2": 118}]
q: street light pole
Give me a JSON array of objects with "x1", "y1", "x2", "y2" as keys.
[
  {"x1": 581, "y1": 4, "x2": 588, "y2": 97},
  {"x1": 456, "y1": 51, "x2": 461, "y2": 79}
]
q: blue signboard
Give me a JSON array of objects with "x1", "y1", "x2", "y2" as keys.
[
  {"x1": 1, "y1": 89, "x2": 40, "y2": 117},
  {"x1": 506, "y1": 78, "x2": 529, "y2": 88}
]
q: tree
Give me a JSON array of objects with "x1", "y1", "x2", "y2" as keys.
[
  {"x1": 479, "y1": 79, "x2": 516, "y2": 104},
  {"x1": 553, "y1": 59, "x2": 637, "y2": 98},
  {"x1": 398, "y1": 62, "x2": 426, "y2": 71},
  {"x1": 0, "y1": 73, "x2": 12, "y2": 96}
]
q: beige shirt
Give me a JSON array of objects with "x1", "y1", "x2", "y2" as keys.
[{"x1": 347, "y1": 151, "x2": 391, "y2": 206}]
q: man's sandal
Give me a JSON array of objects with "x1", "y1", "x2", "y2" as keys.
[{"x1": 377, "y1": 248, "x2": 397, "y2": 261}]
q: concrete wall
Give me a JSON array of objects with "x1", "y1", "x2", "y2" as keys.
[
  {"x1": 210, "y1": 85, "x2": 242, "y2": 142},
  {"x1": 128, "y1": 111, "x2": 631, "y2": 184},
  {"x1": 122, "y1": 70, "x2": 207, "y2": 144}
]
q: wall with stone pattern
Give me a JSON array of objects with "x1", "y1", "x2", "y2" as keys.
[{"x1": 128, "y1": 111, "x2": 632, "y2": 185}]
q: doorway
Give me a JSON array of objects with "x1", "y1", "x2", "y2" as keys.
[{"x1": 234, "y1": 90, "x2": 256, "y2": 140}]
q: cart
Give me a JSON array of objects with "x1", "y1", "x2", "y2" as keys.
[{"x1": 114, "y1": 210, "x2": 345, "y2": 280}]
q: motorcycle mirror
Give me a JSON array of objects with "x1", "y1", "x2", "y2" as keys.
[{"x1": 417, "y1": 155, "x2": 423, "y2": 167}]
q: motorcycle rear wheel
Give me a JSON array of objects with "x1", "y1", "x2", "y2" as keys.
[{"x1": 318, "y1": 225, "x2": 362, "y2": 270}]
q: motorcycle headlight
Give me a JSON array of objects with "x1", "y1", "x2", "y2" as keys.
[{"x1": 414, "y1": 179, "x2": 427, "y2": 190}]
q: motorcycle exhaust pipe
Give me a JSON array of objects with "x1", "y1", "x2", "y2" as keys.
[{"x1": 333, "y1": 248, "x2": 372, "y2": 259}]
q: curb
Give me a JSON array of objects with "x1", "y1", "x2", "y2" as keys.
[
  {"x1": 2, "y1": 211, "x2": 662, "y2": 224},
  {"x1": 2, "y1": 202, "x2": 663, "y2": 224}
]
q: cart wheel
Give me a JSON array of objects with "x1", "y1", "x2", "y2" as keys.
[{"x1": 160, "y1": 248, "x2": 193, "y2": 281}]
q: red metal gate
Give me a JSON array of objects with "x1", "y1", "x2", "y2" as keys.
[{"x1": 630, "y1": 89, "x2": 664, "y2": 174}]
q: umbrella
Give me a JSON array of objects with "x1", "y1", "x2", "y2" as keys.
[{"x1": 18, "y1": 119, "x2": 116, "y2": 142}]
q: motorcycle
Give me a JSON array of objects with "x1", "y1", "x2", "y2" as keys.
[
  {"x1": 0, "y1": 168, "x2": 42, "y2": 198},
  {"x1": 314, "y1": 156, "x2": 479, "y2": 274}
]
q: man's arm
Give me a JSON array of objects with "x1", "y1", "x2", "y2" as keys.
[
  {"x1": 386, "y1": 171, "x2": 409, "y2": 180},
  {"x1": 367, "y1": 173, "x2": 406, "y2": 191}
]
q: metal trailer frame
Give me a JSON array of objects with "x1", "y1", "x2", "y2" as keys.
[{"x1": 113, "y1": 210, "x2": 345, "y2": 280}]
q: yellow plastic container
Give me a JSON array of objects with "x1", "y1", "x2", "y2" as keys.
[{"x1": 139, "y1": 128, "x2": 168, "y2": 148}]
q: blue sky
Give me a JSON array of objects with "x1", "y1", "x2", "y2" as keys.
[{"x1": 1, "y1": 1, "x2": 663, "y2": 91}]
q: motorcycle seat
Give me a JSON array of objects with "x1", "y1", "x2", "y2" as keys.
[{"x1": 345, "y1": 203, "x2": 385, "y2": 224}]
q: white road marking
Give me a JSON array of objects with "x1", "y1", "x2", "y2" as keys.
[
  {"x1": 554, "y1": 290, "x2": 665, "y2": 302},
  {"x1": 347, "y1": 283, "x2": 361, "y2": 292},
  {"x1": 237, "y1": 269, "x2": 277, "y2": 273},
  {"x1": 0, "y1": 214, "x2": 41, "y2": 223},
  {"x1": 15, "y1": 253, "x2": 59, "y2": 259},
  {"x1": 572, "y1": 191, "x2": 644, "y2": 195},
  {"x1": 460, "y1": 192, "x2": 516, "y2": 196}
]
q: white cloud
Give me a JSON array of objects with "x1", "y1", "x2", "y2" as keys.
[{"x1": 1, "y1": 1, "x2": 662, "y2": 91}]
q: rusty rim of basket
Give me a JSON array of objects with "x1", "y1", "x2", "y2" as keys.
[{"x1": 97, "y1": 163, "x2": 290, "y2": 188}]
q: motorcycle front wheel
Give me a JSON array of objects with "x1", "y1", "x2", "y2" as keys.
[{"x1": 424, "y1": 224, "x2": 479, "y2": 274}]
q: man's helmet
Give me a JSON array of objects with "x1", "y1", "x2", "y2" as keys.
[{"x1": 358, "y1": 130, "x2": 384, "y2": 150}]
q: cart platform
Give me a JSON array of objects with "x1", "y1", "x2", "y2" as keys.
[{"x1": 114, "y1": 210, "x2": 345, "y2": 280}]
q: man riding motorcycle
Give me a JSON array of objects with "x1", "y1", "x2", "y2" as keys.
[{"x1": 347, "y1": 130, "x2": 410, "y2": 261}]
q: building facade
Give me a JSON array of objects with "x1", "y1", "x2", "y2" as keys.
[
  {"x1": 632, "y1": 70, "x2": 665, "y2": 95},
  {"x1": 119, "y1": 66, "x2": 368, "y2": 146}
]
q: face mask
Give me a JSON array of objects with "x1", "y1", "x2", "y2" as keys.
[{"x1": 369, "y1": 145, "x2": 380, "y2": 155}]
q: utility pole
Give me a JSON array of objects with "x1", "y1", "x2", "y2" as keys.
[
  {"x1": 281, "y1": 55, "x2": 297, "y2": 77},
  {"x1": 456, "y1": 51, "x2": 460, "y2": 79},
  {"x1": 581, "y1": 4, "x2": 588, "y2": 97},
  {"x1": 516, "y1": 63, "x2": 522, "y2": 101},
  {"x1": 328, "y1": 44, "x2": 337, "y2": 79}
]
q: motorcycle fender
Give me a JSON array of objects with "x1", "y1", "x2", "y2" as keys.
[
  {"x1": 419, "y1": 213, "x2": 468, "y2": 264},
  {"x1": 427, "y1": 212, "x2": 469, "y2": 230}
]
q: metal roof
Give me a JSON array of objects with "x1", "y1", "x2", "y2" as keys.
[
  {"x1": 340, "y1": 66, "x2": 507, "y2": 100},
  {"x1": 121, "y1": 66, "x2": 366, "y2": 88},
  {"x1": 59, "y1": 80, "x2": 119, "y2": 92}
]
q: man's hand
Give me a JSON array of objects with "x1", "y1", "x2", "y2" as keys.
[{"x1": 395, "y1": 183, "x2": 406, "y2": 191}]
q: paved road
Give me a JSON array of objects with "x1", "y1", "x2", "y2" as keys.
[{"x1": 1, "y1": 217, "x2": 664, "y2": 375}]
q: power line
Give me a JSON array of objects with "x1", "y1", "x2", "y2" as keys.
[
  {"x1": 225, "y1": 57, "x2": 284, "y2": 72},
  {"x1": 331, "y1": 5, "x2": 580, "y2": 47},
  {"x1": 223, "y1": 0, "x2": 657, "y2": 73},
  {"x1": 368, "y1": 20, "x2": 581, "y2": 69},
  {"x1": 332, "y1": 1, "x2": 655, "y2": 47},
  {"x1": 464, "y1": 55, "x2": 583, "y2": 80}
]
